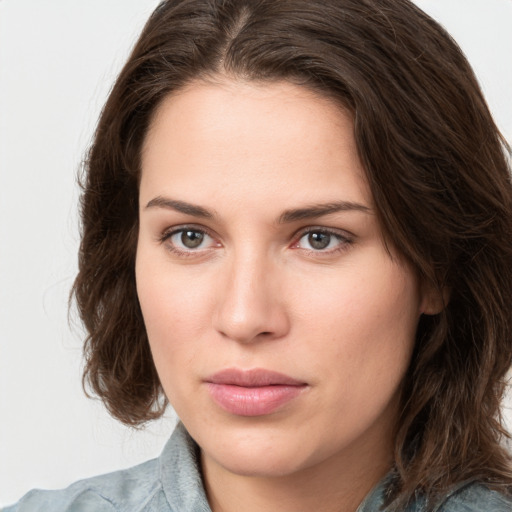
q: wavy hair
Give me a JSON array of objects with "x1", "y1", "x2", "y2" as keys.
[{"x1": 73, "y1": 0, "x2": 512, "y2": 508}]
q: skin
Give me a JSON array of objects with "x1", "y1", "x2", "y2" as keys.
[{"x1": 136, "y1": 79, "x2": 436, "y2": 512}]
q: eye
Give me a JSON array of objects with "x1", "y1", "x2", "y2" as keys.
[
  {"x1": 172, "y1": 229, "x2": 208, "y2": 249},
  {"x1": 160, "y1": 226, "x2": 219, "y2": 255},
  {"x1": 293, "y1": 228, "x2": 352, "y2": 253}
]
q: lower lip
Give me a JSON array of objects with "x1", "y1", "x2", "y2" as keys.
[{"x1": 206, "y1": 383, "x2": 306, "y2": 416}]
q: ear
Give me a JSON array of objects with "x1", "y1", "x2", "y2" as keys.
[{"x1": 419, "y1": 280, "x2": 449, "y2": 316}]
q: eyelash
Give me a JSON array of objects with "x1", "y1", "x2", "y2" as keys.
[
  {"x1": 158, "y1": 225, "x2": 354, "y2": 257},
  {"x1": 292, "y1": 227, "x2": 353, "y2": 255},
  {"x1": 159, "y1": 225, "x2": 219, "y2": 258}
]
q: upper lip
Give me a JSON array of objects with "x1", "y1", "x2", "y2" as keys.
[{"x1": 205, "y1": 368, "x2": 306, "y2": 387}]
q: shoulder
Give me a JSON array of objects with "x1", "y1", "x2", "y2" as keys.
[
  {"x1": 362, "y1": 476, "x2": 512, "y2": 512},
  {"x1": 2, "y1": 458, "x2": 170, "y2": 512},
  {"x1": 435, "y1": 482, "x2": 512, "y2": 512},
  {"x1": 3, "y1": 424, "x2": 206, "y2": 512}
]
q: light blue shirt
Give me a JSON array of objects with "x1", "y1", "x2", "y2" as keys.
[{"x1": 4, "y1": 423, "x2": 512, "y2": 511}]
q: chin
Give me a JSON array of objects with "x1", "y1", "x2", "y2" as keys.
[
  {"x1": 196, "y1": 421, "x2": 323, "y2": 478},
  {"x1": 207, "y1": 444, "x2": 313, "y2": 478}
]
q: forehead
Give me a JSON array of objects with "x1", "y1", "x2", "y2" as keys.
[{"x1": 140, "y1": 79, "x2": 371, "y2": 212}]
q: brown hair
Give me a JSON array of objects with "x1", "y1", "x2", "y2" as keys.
[{"x1": 73, "y1": 0, "x2": 512, "y2": 507}]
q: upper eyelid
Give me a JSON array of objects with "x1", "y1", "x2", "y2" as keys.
[
  {"x1": 160, "y1": 224, "x2": 215, "y2": 240},
  {"x1": 293, "y1": 225, "x2": 354, "y2": 240}
]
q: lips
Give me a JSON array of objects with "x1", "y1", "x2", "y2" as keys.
[{"x1": 205, "y1": 368, "x2": 307, "y2": 416}]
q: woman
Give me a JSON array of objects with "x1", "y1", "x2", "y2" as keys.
[{"x1": 5, "y1": 0, "x2": 512, "y2": 510}]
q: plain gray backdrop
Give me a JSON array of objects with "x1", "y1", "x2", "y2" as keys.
[{"x1": 1, "y1": 0, "x2": 511, "y2": 505}]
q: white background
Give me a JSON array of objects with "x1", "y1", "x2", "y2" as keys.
[{"x1": 0, "y1": 0, "x2": 511, "y2": 506}]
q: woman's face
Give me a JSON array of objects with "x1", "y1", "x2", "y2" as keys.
[{"x1": 136, "y1": 80, "x2": 431, "y2": 480}]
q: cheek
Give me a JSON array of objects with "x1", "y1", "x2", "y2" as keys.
[
  {"x1": 135, "y1": 248, "x2": 210, "y2": 369},
  {"x1": 135, "y1": 267, "x2": 207, "y2": 419},
  {"x1": 290, "y1": 259, "x2": 421, "y2": 383}
]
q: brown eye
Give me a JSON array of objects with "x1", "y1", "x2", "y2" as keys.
[
  {"x1": 181, "y1": 230, "x2": 204, "y2": 248},
  {"x1": 165, "y1": 228, "x2": 216, "y2": 253},
  {"x1": 295, "y1": 229, "x2": 351, "y2": 253},
  {"x1": 308, "y1": 232, "x2": 331, "y2": 250}
]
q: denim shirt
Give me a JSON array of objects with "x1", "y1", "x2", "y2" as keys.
[{"x1": 4, "y1": 423, "x2": 511, "y2": 512}]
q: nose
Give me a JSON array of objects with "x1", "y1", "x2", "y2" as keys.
[{"x1": 212, "y1": 251, "x2": 290, "y2": 344}]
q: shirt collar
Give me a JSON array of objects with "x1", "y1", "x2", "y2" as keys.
[{"x1": 159, "y1": 422, "x2": 212, "y2": 511}]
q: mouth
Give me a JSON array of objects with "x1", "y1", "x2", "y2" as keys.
[{"x1": 204, "y1": 368, "x2": 308, "y2": 417}]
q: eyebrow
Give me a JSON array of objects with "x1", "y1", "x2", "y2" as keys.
[
  {"x1": 278, "y1": 201, "x2": 371, "y2": 223},
  {"x1": 145, "y1": 196, "x2": 215, "y2": 218},
  {"x1": 144, "y1": 196, "x2": 371, "y2": 222}
]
